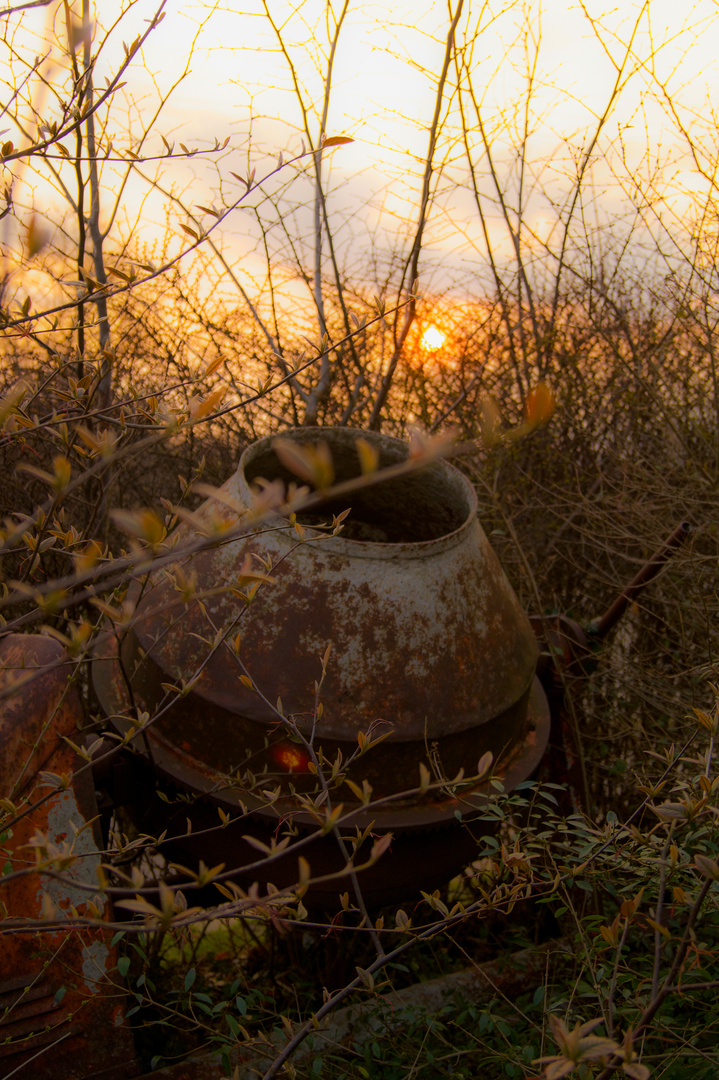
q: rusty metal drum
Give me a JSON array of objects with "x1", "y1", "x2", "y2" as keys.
[
  {"x1": 93, "y1": 427, "x2": 549, "y2": 905},
  {"x1": 0, "y1": 635, "x2": 137, "y2": 1080}
]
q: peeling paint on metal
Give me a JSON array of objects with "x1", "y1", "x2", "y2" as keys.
[
  {"x1": 81, "y1": 940, "x2": 111, "y2": 995},
  {"x1": 43, "y1": 787, "x2": 105, "y2": 917}
]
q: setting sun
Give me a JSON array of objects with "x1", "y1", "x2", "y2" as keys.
[{"x1": 420, "y1": 325, "x2": 446, "y2": 351}]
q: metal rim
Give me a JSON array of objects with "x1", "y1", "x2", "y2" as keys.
[
  {"x1": 238, "y1": 426, "x2": 479, "y2": 558},
  {"x1": 92, "y1": 631, "x2": 550, "y2": 832}
]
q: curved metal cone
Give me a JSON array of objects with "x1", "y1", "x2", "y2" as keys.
[{"x1": 93, "y1": 428, "x2": 549, "y2": 906}]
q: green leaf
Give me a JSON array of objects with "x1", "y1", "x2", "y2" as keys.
[
  {"x1": 694, "y1": 854, "x2": 719, "y2": 881},
  {"x1": 184, "y1": 967, "x2": 196, "y2": 992}
]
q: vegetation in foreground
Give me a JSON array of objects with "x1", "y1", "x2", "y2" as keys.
[{"x1": 1, "y1": 2, "x2": 718, "y2": 1078}]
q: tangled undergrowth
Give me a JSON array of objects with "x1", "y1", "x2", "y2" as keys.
[{"x1": 107, "y1": 691, "x2": 719, "y2": 1079}]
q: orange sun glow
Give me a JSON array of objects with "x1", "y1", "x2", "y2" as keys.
[{"x1": 420, "y1": 325, "x2": 446, "y2": 351}]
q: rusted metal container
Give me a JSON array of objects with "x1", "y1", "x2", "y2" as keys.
[
  {"x1": 94, "y1": 428, "x2": 549, "y2": 906},
  {"x1": 0, "y1": 634, "x2": 138, "y2": 1080}
]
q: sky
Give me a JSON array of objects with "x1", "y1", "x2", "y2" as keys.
[
  {"x1": 3, "y1": 0, "x2": 719, "y2": 317},
  {"x1": 120, "y1": 1, "x2": 719, "y2": 178}
]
